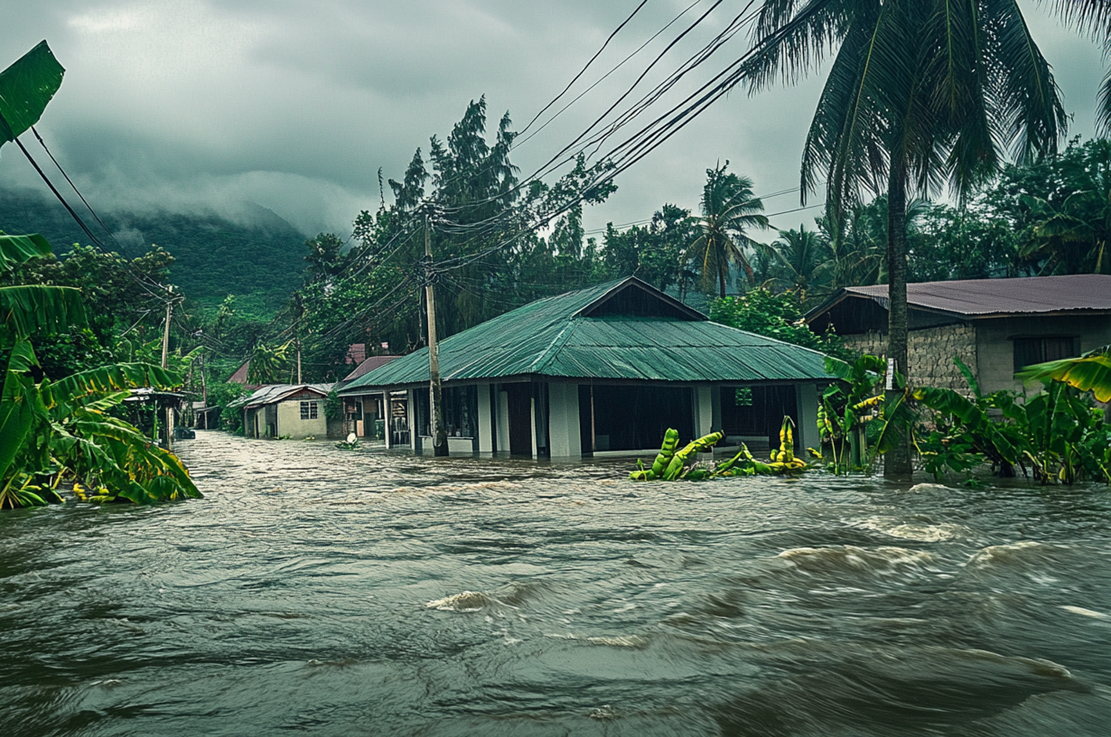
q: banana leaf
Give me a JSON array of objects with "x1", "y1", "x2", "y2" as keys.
[
  {"x1": 0, "y1": 41, "x2": 65, "y2": 144},
  {"x1": 1016, "y1": 347, "x2": 1111, "y2": 403},
  {"x1": 0, "y1": 233, "x2": 52, "y2": 272},
  {"x1": 0, "y1": 284, "x2": 86, "y2": 340}
]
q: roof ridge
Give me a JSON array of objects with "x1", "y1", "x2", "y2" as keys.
[{"x1": 528, "y1": 317, "x2": 579, "y2": 374}]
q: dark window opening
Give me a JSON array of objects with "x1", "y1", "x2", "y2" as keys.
[
  {"x1": 584, "y1": 385, "x2": 694, "y2": 452},
  {"x1": 1013, "y1": 336, "x2": 1078, "y2": 372}
]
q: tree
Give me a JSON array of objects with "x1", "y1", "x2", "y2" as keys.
[
  {"x1": 685, "y1": 162, "x2": 770, "y2": 298},
  {"x1": 744, "y1": 0, "x2": 1066, "y2": 478},
  {"x1": 603, "y1": 203, "x2": 699, "y2": 291},
  {"x1": 767, "y1": 223, "x2": 832, "y2": 299},
  {"x1": 1046, "y1": 1, "x2": 1111, "y2": 132}
]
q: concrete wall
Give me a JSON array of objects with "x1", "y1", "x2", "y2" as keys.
[
  {"x1": 844, "y1": 323, "x2": 978, "y2": 393},
  {"x1": 277, "y1": 398, "x2": 326, "y2": 440},
  {"x1": 975, "y1": 314, "x2": 1111, "y2": 394}
]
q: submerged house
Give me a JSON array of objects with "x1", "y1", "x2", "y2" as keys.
[
  {"x1": 229, "y1": 383, "x2": 333, "y2": 440},
  {"x1": 806, "y1": 274, "x2": 1111, "y2": 394},
  {"x1": 339, "y1": 277, "x2": 832, "y2": 458}
]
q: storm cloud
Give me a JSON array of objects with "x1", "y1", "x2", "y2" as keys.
[{"x1": 0, "y1": 0, "x2": 1104, "y2": 238}]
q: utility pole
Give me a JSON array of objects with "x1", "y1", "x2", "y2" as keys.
[
  {"x1": 161, "y1": 286, "x2": 174, "y2": 450},
  {"x1": 424, "y1": 211, "x2": 448, "y2": 457},
  {"x1": 200, "y1": 346, "x2": 208, "y2": 430},
  {"x1": 294, "y1": 293, "x2": 303, "y2": 384}
]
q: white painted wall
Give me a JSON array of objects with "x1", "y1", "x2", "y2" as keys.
[
  {"x1": 277, "y1": 399, "x2": 326, "y2": 440},
  {"x1": 547, "y1": 383, "x2": 581, "y2": 458}
]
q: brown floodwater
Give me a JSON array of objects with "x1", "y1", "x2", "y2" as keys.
[{"x1": 1, "y1": 431, "x2": 1109, "y2": 736}]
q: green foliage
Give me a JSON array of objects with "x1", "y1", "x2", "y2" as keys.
[
  {"x1": 915, "y1": 360, "x2": 1111, "y2": 484},
  {"x1": 1016, "y1": 344, "x2": 1111, "y2": 402},
  {"x1": 324, "y1": 388, "x2": 342, "y2": 421},
  {"x1": 1, "y1": 233, "x2": 201, "y2": 508},
  {"x1": 247, "y1": 340, "x2": 292, "y2": 384},
  {"x1": 709, "y1": 288, "x2": 849, "y2": 359},
  {"x1": 0, "y1": 41, "x2": 64, "y2": 143},
  {"x1": 684, "y1": 162, "x2": 770, "y2": 298},
  {"x1": 817, "y1": 354, "x2": 886, "y2": 473}
]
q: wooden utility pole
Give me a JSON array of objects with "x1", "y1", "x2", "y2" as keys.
[
  {"x1": 200, "y1": 347, "x2": 208, "y2": 430},
  {"x1": 424, "y1": 212, "x2": 448, "y2": 456},
  {"x1": 161, "y1": 286, "x2": 174, "y2": 450},
  {"x1": 294, "y1": 293, "x2": 303, "y2": 384}
]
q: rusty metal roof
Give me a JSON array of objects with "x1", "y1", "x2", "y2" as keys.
[
  {"x1": 340, "y1": 277, "x2": 831, "y2": 392},
  {"x1": 816, "y1": 274, "x2": 1111, "y2": 320},
  {"x1": 342, "y1": 355, "x2": 401, "y2": 382}
]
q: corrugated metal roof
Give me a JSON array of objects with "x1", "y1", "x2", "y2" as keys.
[
  {"x1": 841, "y1": 274, "x2": 1111, "y2": 317},
  {"x1": 341, "y1": 277, "x2": 830, "y2": 392},
  {"x1": 342, "y1": 355, "x2": 401, "y2": 381},
  {"x1": 228, "y1": 383, "x2": 333, "y2": 410}
]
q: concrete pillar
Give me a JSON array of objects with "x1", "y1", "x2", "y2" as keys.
[
  {"x1": 497, "y1": 388, "x2": 509, "y2": 454},
  {"x1": 530, "y1": 394, "x2": 538, "y2": 458},
  {"x1": 407, "y1": 388, "x2": 419, "y2": 452},
  {"x1": 547, "y1": 382, "x2": 582, "y2": 458},
  {"x1": 796, "y1": 383, "x2": 819, "y2": 454},
  {"x1": 477, "y1": 383, "x2": 493, "y2": 453},
  {"x1": 694, "y1": 385, "x2": 713, "y2": 438}
]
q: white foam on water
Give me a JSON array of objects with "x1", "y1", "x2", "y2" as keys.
[
  {"x1": 1060, "y1": 605, "x2": 1109, "y2": 619},
  {"x1": 426, "y1": 590, "x2": 493, "y2": 612},
  {"x1": 854, "y1": 515, "x2": 965, "y2": 542}
]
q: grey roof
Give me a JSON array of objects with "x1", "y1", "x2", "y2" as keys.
[
  {"x1": 228, "y1": 383, "x2": 333, "y2": 410},
  {"x1": 812, "y1": 274, "x2": 1111, "y2": 320},
  {"x1": 341, "y1": 277, "x2": 831, "y2": 392}
]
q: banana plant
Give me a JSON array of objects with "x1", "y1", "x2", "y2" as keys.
[{"x1": 1, "y1": 235, "x2": 201, "y2": 507}]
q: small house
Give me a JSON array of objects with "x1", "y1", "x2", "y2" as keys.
[
  {"x1": 339, "y1": 277, "x2": 832, "y2": 458},
  {"x1": 229, "y1": 383, "x2": 333, "y2": 440},
  {"x1": 806, "y1": 274, "x2": 1111, "y2": 394}
]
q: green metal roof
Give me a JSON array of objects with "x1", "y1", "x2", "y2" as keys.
[{"x1": 340, "y1": 277, "x2": 831, "y2": 392}]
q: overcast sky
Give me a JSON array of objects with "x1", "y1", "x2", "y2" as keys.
[{"x1": 0, "y1": 0, "x2": 1104, "y2": 241}]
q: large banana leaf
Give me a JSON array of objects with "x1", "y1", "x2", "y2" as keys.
[
  {"x1": 0, "y1": 41, "x2": 65, "y2": 143},
  {"x1": 41, "y1": 362, "x2": 182, "y2": 414},
  {"x1": 0, "y1": 284, "x2": 86, "y2": 339},
  {"x1": 0, "y1": 233, "x2": 53, "y2": 272},
  {"x1": 0, "y1": 339, "x2": 39, "y2": 483},
  {"x1": 1016, "y1": 347, "x2": 1111, "y2": 403}
]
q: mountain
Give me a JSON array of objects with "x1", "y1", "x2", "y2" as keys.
[{"x1": 0, "y1": 186, "x2": 310, "y2": 308}]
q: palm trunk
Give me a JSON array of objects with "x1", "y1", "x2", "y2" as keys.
[{"x1": 885, "y1": 163, "x2": 913, "y2": 480}]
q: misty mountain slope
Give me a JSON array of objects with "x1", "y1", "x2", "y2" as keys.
[{"x1": 0, "y1": 186, "x2": 309, "y2": 306}]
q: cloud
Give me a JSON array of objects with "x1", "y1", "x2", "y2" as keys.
[{"x1": 1, "y1": 0, "x2": 1105, "y2": 243}]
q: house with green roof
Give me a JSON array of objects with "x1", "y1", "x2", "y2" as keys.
[{"x1": 339, "y1": 277, "x2": 832, "y2": 459}]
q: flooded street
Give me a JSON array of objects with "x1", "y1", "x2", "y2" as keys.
[{"x1": 2, "y1": 431, "x2": 1110, "y2": 736}]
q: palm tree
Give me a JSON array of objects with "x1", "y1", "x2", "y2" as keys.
[
  {"x1": 744, "y1": 0, "x2": 1066, "y2": 478},
  {"x1": 685, "y1": 162, "x2": 771, "y2": 298},
  {"x1": 769, "y1": 223, "x2": 832, "y2": 298},
  {"x1": 1046, "y1": 1, "x2": 1111, "y2": 131}
]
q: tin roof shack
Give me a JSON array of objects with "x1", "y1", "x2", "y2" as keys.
[
  {"x1": 806, "y1": 274, "x2": 1111, "y2": 394},
  {"x1": 340, "y1": 277, "x2": 832, "y2": 459},
  {"x1": 229, "y1": 384, "x2": 332, "y2": 440}
]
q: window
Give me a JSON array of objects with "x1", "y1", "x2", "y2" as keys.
[
  {"x1": 1013, "y1": 336, "x2": 1078, "y2": 372},
  {"x1": 300, "y1": 400, "x2": 319, "y2": 420}
]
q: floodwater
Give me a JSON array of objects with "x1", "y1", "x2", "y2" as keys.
[{"x1": 2, "y1": 432, "x2": 1109, "y2": 737}]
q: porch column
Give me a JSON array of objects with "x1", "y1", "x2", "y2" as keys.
[
  {"x1": 694, "y1": 385, "x2": 713, "y2": 438},
  {"x1": 407, "y1": 388, "x2": 419, "y2": 452},
  {"x1": 477, "y1": 383, "x2": 494, "y2": 453},
  {"x1": 496, "y1": 387, "x2": 509, "y2": 454},
  {"x1": 796, "y1": 383, "x2": 819, "y2": 454},
  {"x1": 547, "y1": 382, "x2": 581, "y2": 458}
]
